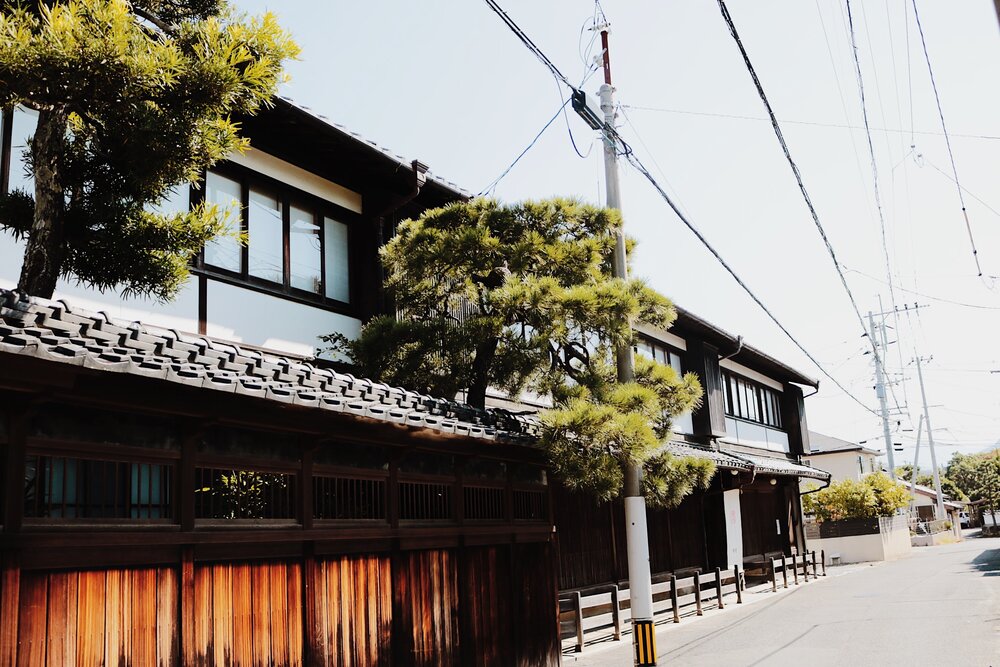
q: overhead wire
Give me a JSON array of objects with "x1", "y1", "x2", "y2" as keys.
[
  {"x1": 844, "y1": 266, "x2": 1000, "y2": 310},
  {"x1": 715, "y1": 0, "x2": 886, "y2": 415},
  {"x1": 618, "y1": 105, "x2": 1000, "y2": 141},
  {"x1": 844, "y1": 0, "x2": 901, "y2": 319},
  {"x1": 482, "y1": 0, "x2": 883, "y2": 417},
  {"x1": 476, "y1": 100, "x2": 569, "y2": 197},
  {"x1": 909, "y1": 0, "x2": 984, "y2": 278}
]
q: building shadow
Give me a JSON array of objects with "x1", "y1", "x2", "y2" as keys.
[{"x1": 972, "y1": 549, "x2": 1000, "y2": 576}]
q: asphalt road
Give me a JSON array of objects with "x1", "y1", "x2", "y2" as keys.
[{"x1": 566, "y1": 533, "x2": 1000, "y2": 666}]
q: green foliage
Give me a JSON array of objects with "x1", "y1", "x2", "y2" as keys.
[
  {"x1": 195, "y1": 469, "x2": 287, "y2": 519},
  {"x1": 0, "y1": 0, "x2": 299, "y2": 299},
  {"x1": 329, "y1": 197, "x2": 709, "y2": 507},
  {"x1": 802, "y1": 472, "x2": 911, "y2": 521},
  {"x1": 540, "y1": 354, "x2": 707, "y2": 507},
  {"x1": 328, "y1": 198, "x2": 675, "y2": 407},
  {"x1": 947, "y1": 450, "x2": 1000, "y2": 512}
]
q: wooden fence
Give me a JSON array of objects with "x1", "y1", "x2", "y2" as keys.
[
  {"x1": 558, "y1": 565, "x2": 744, "y2": 653},
  {"x1": 1, "y1": 543, "x2": 559, "y2": 667},
  {"x1": 769, "y1": 550, "x2": 825, "y2": 592}
]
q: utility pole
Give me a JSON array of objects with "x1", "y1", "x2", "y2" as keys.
[
  {"x1": 868, "y1": 311, "x2": 898, "y2": 480},
  {"x1": 915, "y1": 356, "x2": 946, "y2": 520},
  {"x1": 597, "y1": 26, "x2": 657, "y2": 667},
  {"x1": 909, "y1": 414, "x2": 924, "y2": 513}
]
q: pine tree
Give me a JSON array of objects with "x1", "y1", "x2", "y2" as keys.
[
  {"x1": 329, "y1": 197, "x2": 711, "y2": 506},
  {"x1": 0, "y1": 0, "x2": 299, "y2": 299}
]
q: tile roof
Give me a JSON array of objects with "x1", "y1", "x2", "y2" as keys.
[
  {"x1": 730, "y1": 451, "x2": 831, "y2": 480},
  {"x1": 0, "y1": 290, "x2": 538, "y2": 445},
  {"x1": 663, "y1": 442, "x2": 753, "y2": 471}
]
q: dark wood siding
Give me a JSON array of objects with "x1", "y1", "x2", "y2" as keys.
[
  {"x1": 461, "y1": 546, "x2": 512, "y2": 667},
  {"x1": 13, "y1": 567, "x2": 178, "y2": 667},
  {"x1": 312, "y1": 554, "x2": 392, "y2": 667},
  {"x1": 687, "y1": 341, "x2": 727, "y2": 439},
  {"x1": 781, "y1": 383, "x2": 809, "y2": 455}
]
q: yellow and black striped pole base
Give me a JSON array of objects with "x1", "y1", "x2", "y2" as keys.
[{"x1": 633, "y1": 619, "x2": 657, "y2": 666}]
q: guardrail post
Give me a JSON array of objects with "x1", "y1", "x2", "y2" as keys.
[
  {"x1": 670, "y1": 574, "x2": 680, "y2": 624},
  {"x1": 781, "y1": 555, "x2": 788, "y2": 589},
  {"x1": 715, "y1": 567, "x2": 724, "y2": 609},
  {"x1": 573, "y1": 591, "x2": 584, "y2": 653},
  {"x1": 802, "y1": 553, "x2": 809, "y2": 582},
  {"x1": 734, "y1": 564, "x2": 744, "y2": 604},
  {"x1": 821, "y1": 549, "x2": 827, "y2": 576},
  {"x1": 792, "y1": 554, "x2": 799, "y2": 585},
  {"x1": 811, "y1": 550, "x2": 818, "y2": 578},
  {"x1": 610, "y1": 584, "x2": 621, "y2": 641},
  {"x1": 694, "y1": 572, "x2": 703, "y2": 616}
]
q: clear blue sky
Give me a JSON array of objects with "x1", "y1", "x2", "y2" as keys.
[{"x1": 236, "y1": 0, "x2": 1000, "y2": 465}]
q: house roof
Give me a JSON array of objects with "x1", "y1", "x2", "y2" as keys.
[
  {"x1": 808, "y1": 431, "x2": 882, "y2": 456},
  {"x1": 910, "y1": 482, "x2": 964, "y2": 509},
  {"x1": 663, "y1": 442, "x2": 831, "y2": 480},
  {"x1": 663, "y1": 442, "x2": 753, "y2": 471},
  {"x1": 728, "y1": 450, "x2": 832, "y2": 480},
  {"x1": 670, "y1": 307, "x2": 819, "y2": 388},
  {"x1": 0, "y1": 290, "x2": 537, "y2": 445}
]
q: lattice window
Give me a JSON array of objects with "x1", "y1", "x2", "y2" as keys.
[
  {"x1": 313, "y1": 475, "x2": 386, "y2": 521},
  {"x1": 194, "y1": 467, "x2": 296, "y2": 520},
  {"x1": 24, "y1": 454, "x2": 173, "y2": 520}
]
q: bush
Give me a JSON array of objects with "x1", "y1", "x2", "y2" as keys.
[{"x1": 802, "y1": 472, "x2": 911, "y2": 521}]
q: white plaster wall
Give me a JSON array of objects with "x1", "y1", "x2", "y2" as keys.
[
  {"x1": 879, "y1": 516, "x2": 913, "y2": 559},
  {"x1": 724, "y1": 418, "x2": 790, "y2": 453},
  {"x1": 811, "y1": 533, "x2": 886, "y2": 565},
  {"x1": 810, "y1": 518, "x2": 911, "y2": 565},
  {"x1": 206, "y1": 281, "x2": 361, "y2": 357},
  {"x1": 1, "y1": 229, "x2": 200, "y2": 331},
  {"x1": 806, "y1": 452, "x2": 865, "y2": 482},
  {"x1": 723, "y1": 489, "x2": 744, "y2": 570}
]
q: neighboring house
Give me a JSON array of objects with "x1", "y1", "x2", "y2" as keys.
[
  {"x1": 554, "y1": 316, "x2": 831, "y2": 591},
  {"x1": 909, "y1": 482, "x2": 964, "y2": 523},
  {"x1": 803, "y1": 432, "x2": 882, "y2": 483}
]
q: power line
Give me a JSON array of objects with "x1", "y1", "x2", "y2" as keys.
[
  {"x1": 715, "y1": 0, "x2": 886, "y2": 414},
  {"x1": 844, "y1": 0, "x2": 900, "y2": 318},
  {"x1": 618, "y1": 105, "x2": 1000, "y2": 141},
  {"x1": 483, "y1": 0, "x2": 881, "y2": 418},
  {"x1": 844, "y1": 266, "x2": 1000, "y2": 310},
  {"x1": 483, "y1": 0, "x2": 572, "y2": 88},
  {"x1": 476, "y1": 99, "x2": 569, "y2": 196},
  {"x1": 910, "y1": 0, "x2": 983, "y2": 278}
]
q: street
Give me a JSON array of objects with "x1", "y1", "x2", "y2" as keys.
[{"x1": 566, "y1": 534, "x2": 1000, "y2": 666}]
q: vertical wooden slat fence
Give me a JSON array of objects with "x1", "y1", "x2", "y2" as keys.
[{"x1": 1, "y1": 544, "x2": 558, "y2": 667}]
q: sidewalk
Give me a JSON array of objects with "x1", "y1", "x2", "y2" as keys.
[{"x1": 561, "y1": 562, "x2": 877, "y2": 666}]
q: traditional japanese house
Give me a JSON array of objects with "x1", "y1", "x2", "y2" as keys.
[
  {"x1": 0, "y1": 100, "x2": 559, "y2": 666},
  {"x1": 553, "y1": 312, "x2": 831, "y2": 591},
  {"x1": 0, "y1": 95, "x2": 829, "y2": 662}
]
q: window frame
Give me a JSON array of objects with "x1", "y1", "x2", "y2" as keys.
[
  {"x1": 721, "y1": 369, "x2": 784, "y2": 429},
  {"x1": 193, "y1": 162, "x2": 360, "y2": 315}
]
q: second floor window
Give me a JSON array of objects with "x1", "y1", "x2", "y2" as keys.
[
  {"x1": 722, "y1": 369, "x2": 783, "y2": 429},
  {"x1": 202, "y1": 169, "x2": 353, "y2": 304}
]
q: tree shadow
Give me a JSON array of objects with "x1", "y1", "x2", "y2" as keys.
[{"x1": 972, "y1": 549, "x2": 1000, "y2": 576}]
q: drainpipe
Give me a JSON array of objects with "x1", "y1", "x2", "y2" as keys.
[
  {"x1": 720, "y1": 335, "x2": 744, "y2": 361},
  {"x1": 374, "y1": 160, "x2": 428, "y2": 316}
]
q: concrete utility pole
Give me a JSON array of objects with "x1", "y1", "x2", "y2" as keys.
[
  {"x1": 597, "y1": 27, "x2": 657, "y2": 667},
  {"x1": 868, "y1": 311, "x2": 897, "y2": 480},
  {"x1": 915, "y1": 356, "x2": 946, "y2": 520},
  {"x1": 909, "y1": 414, "x2": 924, "y2": 512}
]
